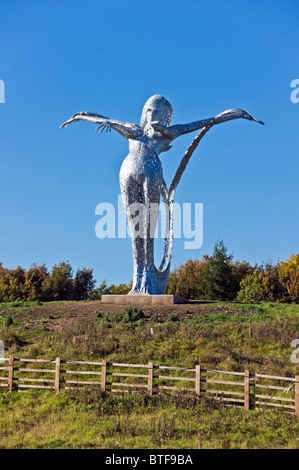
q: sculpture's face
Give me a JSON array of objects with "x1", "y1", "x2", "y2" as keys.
[
  {"x1": 146, "y1": 103, "x2": 165, "y2": 124},
  {"x1": 140, "y1": 95, "x2": 173, "y2": 128}
]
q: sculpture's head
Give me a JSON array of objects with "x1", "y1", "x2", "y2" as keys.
[{"x1": 140, "y1": 95, "x2": 172, "y2": 128}]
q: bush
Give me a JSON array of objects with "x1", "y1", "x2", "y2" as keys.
[
  {"x1": 95, "y1": 306, "x2": 144, "y2": 328},
  {"x1": 237, "y1": 271, "x2": 266, "y2": 303},
  {"x1": 88, "y1": 280, "x2": 131, "y2": 300},
  {"x1": 1, "y1": 316, "x2": 13, "y2": 327},
  {"x1": 120, "y1": 306, "x2": 144, "y2": 323},
  {"x1": 237, "y1": 256, "x2": 299, "y2": 303},
  {"x1": 167, "y1": 313, "x2": 179, "y2": 322}
]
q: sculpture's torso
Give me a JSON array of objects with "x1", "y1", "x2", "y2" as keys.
[{"x1": 119, "y1": 126, "x2": 170, "y2": 187}]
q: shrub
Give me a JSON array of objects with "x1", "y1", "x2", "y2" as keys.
[
  {"x1": 167, "y1": 313, "x2": 179, "y2": 322},
  {"x1": 237, "y1": 271, "x2": 266, "y2": 303},
  {"x1": 120, "y1": 306, "x2": 144, "y2": 323}
]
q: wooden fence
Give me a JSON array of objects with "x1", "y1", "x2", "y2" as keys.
[{"x1": 1, "y1": 356, "x2": 298, "y2": 416}]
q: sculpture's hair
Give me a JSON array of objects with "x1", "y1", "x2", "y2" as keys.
[{"x1": 140, "y1": 95, "x2": 173, "y2": 128}]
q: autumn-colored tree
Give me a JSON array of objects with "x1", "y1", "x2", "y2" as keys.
[
  {"x1": 166, "y1": 242, "x2": 253, "y2": 300},
  {"x1": 0, "y1": 250, "x2": 298, "y2": 303},
  {"x1": 237, "y1": 270, "x2": 267, "y2": 302},
  {"x1": 278, "y1": 254, "x2": 299, "y2": 302},
  {"x1": 0, "y1": 266, "x2": 26, "y2": 302},
  {"x1": 114, "y1": 282, "x2": 131, "y2": 295},
  {"x1": 24, "y1": 264, "x2": 50, "y2": 301},
  {"x1": 262, "y1": 262, "x2": 282, "y2": 301},
  {"x1": 166, "y1": 259, "x2": 206, "y2": 299},
  {"x1": 0, "y1": 262, "x2": 7, "y2": 278},
  {"x1": 166, "y1": 270, "x2": 178, "y2": 295},
  {"x1": 231, "y1": 260, "x2": 254, "y2": 286},
  {"x1": 237, "y1": 261, "x2": 286, "y2": 303}
]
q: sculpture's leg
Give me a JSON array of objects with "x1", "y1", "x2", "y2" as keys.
[
  {"x1": 120, "y1": 176, "x2": 146, "y2": 294},
  {"x1": 139, "y1": 176, "x2": 161, "y2": 294}
]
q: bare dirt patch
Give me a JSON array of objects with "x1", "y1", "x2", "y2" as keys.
[{"x1": 0, "y1": 300, "x2": 238, "y2": 332}]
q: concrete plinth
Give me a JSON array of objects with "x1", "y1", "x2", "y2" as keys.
[{"x1": 101, "y1": 295, "x2": 189, "y2": 305}]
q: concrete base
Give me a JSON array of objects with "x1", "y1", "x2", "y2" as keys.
[{"x1": 101, "y1": 295, "x2": 189, "y2": 305}]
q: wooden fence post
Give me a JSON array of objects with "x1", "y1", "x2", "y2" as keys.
[
  {"x1": 8, "y1": 355, "x2": 14, "y2": 392},
  {"x1": 195, "y1": 365, "x2": 201, "y2": 398},
  {"x1": 148, "y1": 362, "x2": 154, "y2": 396},
  {"x1": 55, "y1": 357, "x2": 61, "y2": 392},
  {"x1": 244, "y1": 370, "x2": 250, "y2": 410},
  {"x1": 295, "y1": 375, "x2": 299, "y2": 417},
  {"x1": 101, "y1": 360, "x2": 107, "y2": 392}
]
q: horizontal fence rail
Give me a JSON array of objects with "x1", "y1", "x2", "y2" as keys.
[{"x1": 0, "y1": 356, "x2": 298, "y2": 416}]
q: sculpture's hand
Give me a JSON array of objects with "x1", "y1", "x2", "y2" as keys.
[
  {"x1": 239, "y1": 109, "x2": 264, "y2": 124},
  {"x1": 151, "y1": 122, "x2": 173, "y2": 138},
  {"x1": 60, "y1": 112, "x2": 109, "y2": 129},
  {"x1": 60, "y1": 111, "x2": 142, "y2": 140},
  {"x1": 216, "y1": 109, "x2": 264, "y2": 124},
  {"x1": 60, "y1": 118, "x2": 76, "y2": 128},
  {"x1": 95, "y1": 121, "x2": 112, "y2": 133}
]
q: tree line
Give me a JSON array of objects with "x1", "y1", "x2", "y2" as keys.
[
  {"x1": 0, "y1": 261, "x2": 96, "y2": 302},
  {"x1": 166, "y1": 240, "x2": 299, "y2": 303},
  {"x1": 0, "y1": 241, "x2": 298, "y2": 302}
]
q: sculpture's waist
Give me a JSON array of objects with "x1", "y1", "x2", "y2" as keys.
[
  {"x1": 120, "y1": 152, "x2": 163, "y2": 180},
  {"x1": 127, "y1": 148, "x2": 159, "y2": 159},
  {"x1": 124, "y1": 151, "x2": 161, "y2": 166}
]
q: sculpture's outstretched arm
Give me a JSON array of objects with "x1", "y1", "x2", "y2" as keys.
[
  {"x1": 152, "y1": 109, "x2": 264, "y2": 140},
  {"x1": 60, "y1": 112, "x2": 143, "y2": 140}
]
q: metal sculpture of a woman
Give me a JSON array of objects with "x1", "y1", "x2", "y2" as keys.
[{"x1": 61, "y1": 95, "x2": 263, "y2": 295}]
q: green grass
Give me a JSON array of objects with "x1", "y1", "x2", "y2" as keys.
[
  {"x1": 1, "y1": 302, "x2": 299, "y2": 374},
  {"x1": 0, "y1": 389, "x2": 298, "y2": 449},
  {"x1": 0, "y1": 301, "x2": 43, "y2": 311},
  {"x1": 0, "y1": 301, "x2": 298, "y2": 448}
]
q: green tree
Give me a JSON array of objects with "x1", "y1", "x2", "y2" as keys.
[
  {"x1": 195, "y1": 240, "x2": 238, "y2": 300},
  {"x1": 114, "y1": 283, "x2": 131, "y2": 295},
  {"x1": 42, "y1": 261, "x2": 74, "y2": 301},
  {"x1": 73, "y1": 267, "x2": 96, "y2": 300},
  {"x1": 88, "y1": 280, "x2": 131, "y2": 299},
  {"x1": 231, "y1": 260, "x2": 254, "y2": 286}
]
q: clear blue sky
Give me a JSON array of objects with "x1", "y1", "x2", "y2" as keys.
[{"x1": 0, "y1": 0, "x2": 298, "y2": 286}]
